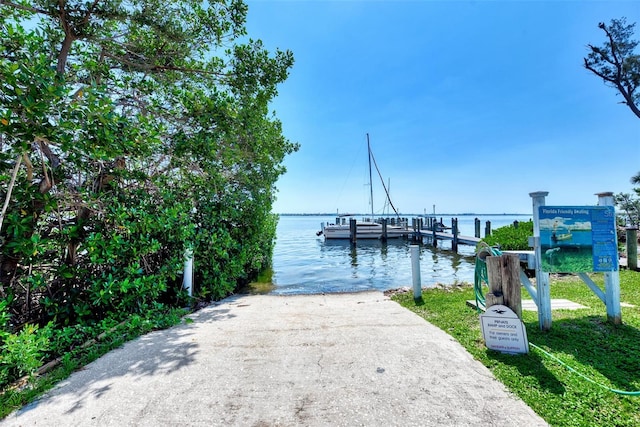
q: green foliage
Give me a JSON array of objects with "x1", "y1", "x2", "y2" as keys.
[
  {"x1": 584, "y1": 17, "x2": 640, "y2": 119},
  {"x1": 616, "y1": 191, "x2": 640, "y2": 227},
  {"x1": 480, "y1": 220, "x2": 533, "y2": 251},
  {"x1": 0, "y1": 304, "x2": 188, "y2": 417},
  {"x1": 1, "y1": 0, "x2": 297, "y2": 393},
  {"x1": 393, "y1": 270, "x2": 640, "y2": 427},
  {"x1": 585, "y1": 18, "x2": 640, "y2": 227},
  {"x1": 0, "y1": 304, "x2": 52, "y2": 387}
]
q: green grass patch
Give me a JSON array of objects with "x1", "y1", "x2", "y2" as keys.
[{"x1": 392, "y1": 270, "x2": 640, "y2": 427}]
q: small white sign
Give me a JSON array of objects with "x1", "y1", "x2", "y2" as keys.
[{"x1": 480, "y1": 304, "x2": 529, "y2": 354}]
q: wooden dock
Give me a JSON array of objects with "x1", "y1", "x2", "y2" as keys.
[
  {"x1": 350, "y1": 216, "x2": 505, "y2": 253},
  {"x1": 412, "y1": 229, "x2": 481, "y2": 246},
  {"x1": 408, "y1": 216, "x2": 488, "y2": 252}
]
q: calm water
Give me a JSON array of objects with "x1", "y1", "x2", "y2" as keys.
[{"x1": 267, "y1": 214, "x2": 532, "y2": 295}]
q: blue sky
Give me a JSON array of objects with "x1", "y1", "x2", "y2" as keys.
[{"x1": 245, "y1": 0, "x2": 640, "y2": 215}]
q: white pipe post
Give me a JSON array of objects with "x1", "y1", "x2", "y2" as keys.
[
  {"x1": 410, "y1": 245, "x2": 422, "y2": 300},
  {"x1": 597, "y1": 192, "x2": 621, "y2": 324},
  {"x1": 183, "y1": 247, "x2": 194, "y2": 297},
  {"x1": 530, "y1": 191, "x2": 551, "y2": 331}
]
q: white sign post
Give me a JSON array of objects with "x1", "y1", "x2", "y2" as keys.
[{"x1": 480, "y1": 305, "x2": 529, "y2": 354}]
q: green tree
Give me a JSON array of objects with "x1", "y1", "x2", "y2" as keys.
[
  {"x1": 1, "y1": 0, "x2": 297, "y2": 356},
  {"x1": 584, "y1": 17, "x2": 640, "y2": 118},
  {"x1": 616, "y1": 171, "x2": 640, "y2": 227},
  {"x1": 584, "y1": 18, "x2": 640, "y2": 227},
  {"x1": 615, "y1": 192, "x2": 640, "y2": 227}
]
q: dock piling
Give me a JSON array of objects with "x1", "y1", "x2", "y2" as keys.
[
  {"x1": 431, "y1": 219, "x2": 437, "y2": 248},
  {"x1": 381, "y1": 218, "x2": 388, "y2": 242},
  {"x1": 349, "y1": 218, "x2": 357, "y2": 245},
  {"x1": 452, "y1": 218, "x2": 459, "y2": 252}
]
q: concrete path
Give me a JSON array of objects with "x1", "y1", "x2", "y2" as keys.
[{"x1": 2, "y1": 292, "x2": 548, "y2": 426}]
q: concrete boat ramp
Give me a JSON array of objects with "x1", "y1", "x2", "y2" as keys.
[{"x1": 2, "y1": 292, "x2": 547, "y2": 426}]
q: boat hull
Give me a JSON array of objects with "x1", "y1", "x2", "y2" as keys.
[{"x1": 322, "y1": 222, "x2": 407, "y2": 240}]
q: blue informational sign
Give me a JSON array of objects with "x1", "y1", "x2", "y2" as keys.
[{"x1": 538, "y1": 206, "x2": 618, "y2": 273}]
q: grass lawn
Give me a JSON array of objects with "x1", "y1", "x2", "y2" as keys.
[{"x1": 392, "y1": 269, "x2": 640, "y2": 427}]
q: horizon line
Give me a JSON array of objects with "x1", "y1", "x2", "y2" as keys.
[{"x1": 276, "y1": 212, "x2": 534, "y2": 216}]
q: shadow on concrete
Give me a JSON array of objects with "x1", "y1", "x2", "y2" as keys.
[{"x1": 14, "y1": 301, "x2": 240, "y2": 417}]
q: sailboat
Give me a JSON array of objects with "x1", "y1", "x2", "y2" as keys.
[{"x1": 319, "y1": 134, "x2": 408, "y2": 240}]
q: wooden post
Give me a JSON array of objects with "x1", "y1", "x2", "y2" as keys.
[
  {"x1": 349, "y1": 218, "x2": 357, "y2": 245},
  {"x1": 381, "y1": 218, "x2": 388, "y2": 242},
  {"x1": 452, "y1": 218, "x2": 458, "y2": 253},
  {"x1": 485, "y1": 257, "x2": 504, "y2": 308},
  {"x1": 530, "y1": 191, "x2": 551, "y2": 331},
  {"x1": 485, "y1": 220, "x2": 492, "y2": 237},
  {"x1": 597, "y1": 192, "x2": 621, "y2": 325},
  {"x1": 475, "y1": 218, "x2": 480, "y2": 238},
  {"x1": 485, "y1": 254, "x2": 522, "y2": 318},
  {"x1": 411, "y1": 218, "x2": 417, "y2": 242},
  {"x1": 432, "y1": 218, "x2": 437, "y2": 248},
  {"x1": 626, "y1": 227, "x2": 638, "y2": 271}
]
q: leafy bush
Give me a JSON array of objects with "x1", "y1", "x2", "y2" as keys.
[
  {"x1": 480, "y1": 220, "x2": 533, "y2": 251},
  {"x1": 0, "y1": 299, "x2": 51, "y2": 387},
  {"x1": 0, "y1": 1, "x2": 297, "y2": 392}
]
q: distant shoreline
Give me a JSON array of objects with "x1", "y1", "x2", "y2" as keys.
[{"x1": 277, "y1": 213, "x2": 533, "y2": 217}]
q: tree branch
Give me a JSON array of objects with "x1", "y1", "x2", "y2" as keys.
[
  {"x1": 56, "y1": 0, "x2": 75, "y2": 75},
  {"x1": 81, "y1": 0, "x2": 101, "y2": 28},
  {"x1": 584, "y1": 58, "x2": 616, "y2": 84},
  {"x1": 0, "y1": 0, "x2": 51, "y2": 16},
  {"x1": 101, "y1": 51, "x2": 229, "y2": 77},
  {"x1": 587, "y1": 44, "x2": 615, "y2": 68},
  {"x1": 600, "y1": 22, "x2": 624, "y2": 82},
  {"x1": 0, "y1": 154, "x2": 22, "y2": 233},
  {"x1": 585, "y1": 20, "x2": 640, "y2": 119},
  {"x1": 619, "y1": 85, "x2": 640, "y2": 118}
]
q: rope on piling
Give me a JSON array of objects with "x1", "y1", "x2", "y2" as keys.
[
  {"x1": 473, "y1": 242, "x2": 502, "y2": 312},
  {"x1": 473, "y1": 242, "x2": 640, "y2": 396}
]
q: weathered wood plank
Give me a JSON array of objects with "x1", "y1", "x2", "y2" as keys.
[{"x1": 486, "y1": 254, "x2": 522, "y2": 319}]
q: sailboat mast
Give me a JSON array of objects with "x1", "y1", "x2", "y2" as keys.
[{"x1": 367, "y1": 133, "x2": 374, "y2": 217}]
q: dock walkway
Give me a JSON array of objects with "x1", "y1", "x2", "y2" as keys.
[{"x1": 414, "y1": 229, "x2": 482, "y2": 246}]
